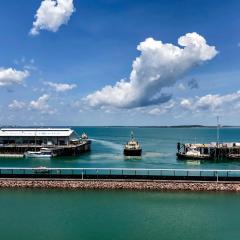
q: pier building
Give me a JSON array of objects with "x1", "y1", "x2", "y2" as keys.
[{"x1": 0, "y1": 128, "x2": 91, "y2": 157}]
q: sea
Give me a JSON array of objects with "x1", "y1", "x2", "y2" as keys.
[
  {"x1": 1, "y1": 126, "x2": 240, "y2": 169},
  {"x1": 1, "y1": 127, "x2": 240, "y2": 240}
]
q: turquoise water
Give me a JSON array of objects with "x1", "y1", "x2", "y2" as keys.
[
  {"x1": 0, "y1": 189, "x2": 239, "y2": 240},
  {"x1": 1, "y1": 127, "x2": 240, "y2": 169},
  {"x1": 1, "y1": 129, "x2": 240, "y2": 240}
]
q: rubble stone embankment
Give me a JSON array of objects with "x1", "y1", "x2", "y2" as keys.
[{"x1": 0, "y1": 179, "x2": 240, "y2": 192}]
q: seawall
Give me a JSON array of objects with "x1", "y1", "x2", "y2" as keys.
[{"x1": 1, "y1": 179, "x2": 240, "y2": 192}]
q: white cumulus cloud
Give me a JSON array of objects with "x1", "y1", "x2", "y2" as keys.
[
  {"x1": 8, "y1": 100, "x2": 26, "y2": 110},
  {"x1": 30, "y1": 0, "x2": 75, "y2": 35},
  {"x1": 180, "y1": 91, "x2": 240, "y2": 112},
  {"x1": 29, "y1": 94, "x2": 56, "y2": 114},
  {"x1": 84, "y1": 32, "x2": 217, "y2": 109},
  {"x1": 0, "y1": 68, "x2": 29, "y2": 86},
  {"x1": 149, "y1": 101, "x2": 176, "y2": 115},
  {"x1": 45, "y1": 81, "x2": 77, "y2": 92}
]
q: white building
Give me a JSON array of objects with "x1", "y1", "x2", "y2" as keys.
[{"x1": 0, "y1": 128, "x2": 79, "y2": 146}]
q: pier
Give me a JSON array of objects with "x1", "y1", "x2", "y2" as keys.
[
  {"x1": 0, "y1": 128, "x2": 91, "y2": 157},
  {"x1": 177, "y1": 142, "x2": 240, "y2": 160},
  {"x1": 0, "y1": 141, "x2": 91, "y2": 157}
]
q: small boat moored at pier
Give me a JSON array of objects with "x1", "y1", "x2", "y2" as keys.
[
  {"x1": 124, "y1": 132, "x2": 142, "y2": 156},
  {"x1": 227, "y1": 154, "x2": 240, "y2": 160},
  {"x1": 24, "y1": 148, "x2": 54, "y2": 158},
  {"x1": 177, "y1": 146, "x2": 211, "y2": 160}
]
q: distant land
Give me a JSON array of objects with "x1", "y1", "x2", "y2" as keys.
[{"x1": 1, "y1": 125, "x2": 240, "y2": 128}]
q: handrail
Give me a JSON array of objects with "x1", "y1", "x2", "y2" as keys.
[{"x1": 0, "y1": 167, "x2": 239, "y2": 172}]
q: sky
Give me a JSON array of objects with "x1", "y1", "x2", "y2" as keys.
[{"x1": 0, "y1": 0, "x2": 240, "y2": 126}]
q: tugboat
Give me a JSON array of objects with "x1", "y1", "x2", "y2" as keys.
[{"x1": 124, "y1": 132, "x2": 142, "y2": 156}]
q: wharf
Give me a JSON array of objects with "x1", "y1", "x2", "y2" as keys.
[
  {"x1": 0, "y1": 140, "x2": 91, "y2": 157},
  {"x1": 0, "y1": 127, "x2": 91, "y2": 157},
  {"x1": 177, "y1": 142, "x2": 240, "y2": 160}
]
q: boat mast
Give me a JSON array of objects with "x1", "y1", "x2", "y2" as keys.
[
  {"x1": 217, "y1": 116, "x2": 220, "y2": 147},
  {"x1": 35, "y1": 128, "x2": 37, "y2": 152},
  {"x1": 131, "y1": 131, "x2": 134, "y2": 140}
]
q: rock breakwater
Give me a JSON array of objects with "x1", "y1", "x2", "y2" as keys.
[{"x1": 0, "y1": 179, "x2": 240, "y2": 192}]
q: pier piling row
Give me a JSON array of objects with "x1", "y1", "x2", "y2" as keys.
[{"x1": 0, "y1": 140, "x2": 91, "y2": 157}]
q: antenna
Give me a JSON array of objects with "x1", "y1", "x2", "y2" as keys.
[
  {"x1": 217, "y1": 116, "x2": 220, "y2": 147},
  {"x1": 131, "y1": 131, "x2": 134, "y2": 139}
]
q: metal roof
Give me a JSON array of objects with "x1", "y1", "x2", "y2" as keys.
[{"x1": 0, "y1": 128, "x2": 74, "y2": 137}]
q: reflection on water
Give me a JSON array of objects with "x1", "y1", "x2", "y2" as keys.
[
  {"x1": 185, "y1": 160, "x2": 201, "y2": 166},
  {"x1": 124, "y1": 156, "x2": 142, "y2": 161}
]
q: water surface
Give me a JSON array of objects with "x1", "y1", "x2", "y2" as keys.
[
  {"x1": 1, "y1": 127, "x2": 240, "y2": 169},
  {"x1": 0, "y1": 189, "x2": 239, "y2": 240}
]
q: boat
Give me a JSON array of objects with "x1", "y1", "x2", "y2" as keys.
[
  {"x1": 227, "y1": 154, "x2": 240, "y2": 160},
  {"x1": 24, "y1": 148, "x2": 54, "y2": 158},
  {"x1": 124, "y1": 132, "x2": 142, "y2": 156},
  {"x1": 177, "y1": 146, "x2": 210, "y2": 160}
]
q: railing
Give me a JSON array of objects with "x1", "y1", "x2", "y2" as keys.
[{"x1": 0, "y1": 167, "x2": 240, "y2": 181}]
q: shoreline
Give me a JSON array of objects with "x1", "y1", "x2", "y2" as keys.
[{"x1": 0, "y1": 179, "x2": 240, "y2": 192}]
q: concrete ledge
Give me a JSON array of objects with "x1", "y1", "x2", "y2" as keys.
[{"x1": 0, "y1": 179, "x2": 240, "y2": 192}]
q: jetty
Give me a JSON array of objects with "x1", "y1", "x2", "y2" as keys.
[
  {"x1": 177, "y1": 142, "x2": 240, "y2": 160},
  {"x1": 0, "y1": 128, "x2": 91, "y2": 157}
]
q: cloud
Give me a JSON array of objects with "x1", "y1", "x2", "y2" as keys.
[
  {"x1": 45, "y1": 81, "x2": 77, "y2": 92},
  {"x1": 8, "y1": 100, "x2": 26, "y2": 110},
  {"x1": 30, "y1": 0, "x2": 75, "y2": 35},
  {"x1": 177, "y1": 83, "x2": 186, "y2": 91},
  {"x1": 149, "y1": 101, "x2": 176, "y2": 115},
  {"x1": 187, "y1": 78, "x2": 199, "y2": 89},
  {"x1": 29, "y1": 94, "x2": 56, "y2": 114},
  {"x1": 84, "y1": 32, "x2": 217, "y2": 109},
  {"x1": 0, "y1": 68, "x2": 29, "y2": 86},
  {"x1": 180, "y1": 91, "x2": 240, "y2": 112}
]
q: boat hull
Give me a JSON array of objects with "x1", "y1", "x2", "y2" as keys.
[
  {"x1": 227, "y1": 154, "x2": 240, "y2": 160},
  {"x1": 124, "y1": 149, "x2": 142, "y2": 156},
  {"x1": 176, "y1": 152, "x2": 211, "y2": 160},
  {"x1": 24, "y1": 153, "x2": 52, "y2": 158}
]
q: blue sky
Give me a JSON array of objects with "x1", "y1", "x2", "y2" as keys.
[{"x1": 0, "y1": 0, "x2": 240, "y2": 126}]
